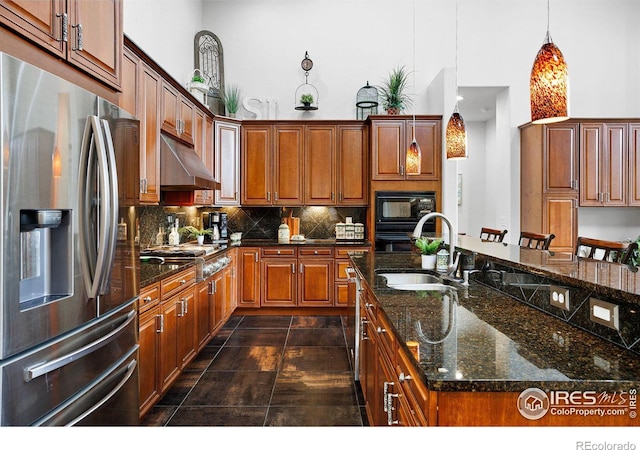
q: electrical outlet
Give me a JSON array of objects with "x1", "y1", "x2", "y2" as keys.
[
  {"x1": 589, "y1": 297, "x2": 620, "y2": 330},
  {"x1": 549, "y1": 285, "x2": 570, "y2": 311}
]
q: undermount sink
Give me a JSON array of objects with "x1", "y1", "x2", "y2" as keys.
[
  {"x1": 387, "y1": 283, "x2": 451, "y2": 291},
  {"x1": 378, "y1": 272, "x2": 441, "y2": 285},
  {"x1": 378, "y1": 272, "x2": 450, "y2": 291}
]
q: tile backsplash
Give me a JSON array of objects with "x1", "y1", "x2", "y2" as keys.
[{"x1": 138, "y1": 205, "x2": 367, "y2": 247}]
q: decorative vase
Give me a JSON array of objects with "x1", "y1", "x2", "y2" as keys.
[
  {"x1": 386, "y1": 107, "x2": 400, "y2": 115},
  {"x1": 421, "y1": 254, "x2": 437, "y2": 270},
  {"x1": 197, "y1": 235, "x2": 205, "y2": 245}
]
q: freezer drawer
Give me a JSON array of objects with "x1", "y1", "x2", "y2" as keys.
[{"x1": 0, "y1": 300, "x2": 139, "y2": 426}]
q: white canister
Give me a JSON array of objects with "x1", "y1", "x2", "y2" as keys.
[
  {"x1": 354, "y1": 223, "x2": 364, "y2": 240},
  {"x1": 335, "y1": 222, "x2": 346, "y2": 240},
  {"x1": 345, "y1": 222, "x2": 355, "y2": 240},
  {"x1": 278, "y1": 222, "x2": 290, "y2": 243},
  {"x1": 436, "y1": 249, "x2": 449, "y2": 272}
]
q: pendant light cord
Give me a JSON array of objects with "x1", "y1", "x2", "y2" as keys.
[
  {"x1": 412, "y1": 0, "x2": 417, "y2": 140},
  {"x1": 455, "y1": 0, "x2": 459, "y2": 106}
]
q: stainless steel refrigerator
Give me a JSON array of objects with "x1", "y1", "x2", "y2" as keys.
[{"x1": 0, "y1": 53, "x2": 140, "y2": 425}]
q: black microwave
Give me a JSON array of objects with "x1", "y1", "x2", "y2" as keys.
[{"x1": 375, "y1": 191, "x2": 436, "y2": 225}]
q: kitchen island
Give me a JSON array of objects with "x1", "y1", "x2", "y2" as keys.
[{"x1": 350, "y1": 236, "x2": 639, "y2": 426}]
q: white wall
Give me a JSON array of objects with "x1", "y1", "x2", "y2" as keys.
[{"x1": 122, "y1": 0, "x2": 640, "y2": 242}]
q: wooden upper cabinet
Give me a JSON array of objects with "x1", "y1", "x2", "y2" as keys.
[
  {"x1": 544, "y1": 123, "x2": 579, "y2": 192},
  {"x1": 0, "y1": 0, "x2": 122, "y2": 89},
  {"x1": 337, "y1": 124, "x2": 368, "y2": 205},
  {"x1": 215, "y1": 119, "x2": 241, "y2": 206},
  {"x1": 241, "y1": 124, "x2": 272, "y2": 205},
  {"x1": 628, "y1": 124, "x2": 640, "y2": 206},
  {"x1": 371, "y1": 116, "x2": 441, "y2": 181},
  {"x1": 139, "y1": 61, "x2": 162, "y2": 204},
  {"x1": 579, "y1": 122, "x2": 627, "y2": 206},
  {"x1": 161, "y1": 81, "x2": 195, "y2": 144},
  {"x1": 304, "y1": 125, "x2": 336, "y2": 205},
  {"x1": 192, "y1": 109, "x2": 212, "y2": 205},
  {"x1": 120, "y1": 47, "x2": 138, "y2": 115},
  {"x1": 273, "y1": 125, "x2": 304, "y2": 205}
]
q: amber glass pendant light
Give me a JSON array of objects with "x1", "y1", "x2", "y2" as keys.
[
  {"x1": 446, "y1": 0, "x2": 467, "y2": 160},
  {"x1": 530, "y1": 0, "x2": 569, "y2": 124},
  {"x1": 405, "y1": 0, "x2": 421, "y2": 175}
]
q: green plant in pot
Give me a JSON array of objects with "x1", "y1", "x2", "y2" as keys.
[
  {"x1": 180, "y1": 226, "x2": 213, "y2": 244},
  {"x1": 415, "y1": 237, "x2": 441, "y2": 269},
  {"x1": 223, "y1": 84, "x2": 240, "y2": 117},
  {"x1": 377, "y1": 65, "x2": 413, "y2": 115},
  {"x1": 299, "y1": 93, "x2": 314, "y2": 107}
]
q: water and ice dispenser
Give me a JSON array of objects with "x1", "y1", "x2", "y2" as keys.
[{"x1": 19, "y1": 209, "x2": 71, "y2": 308}]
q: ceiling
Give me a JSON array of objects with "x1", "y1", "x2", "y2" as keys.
[{"x1": 455, "y1": 86, "x2": 506, "y2": 123}]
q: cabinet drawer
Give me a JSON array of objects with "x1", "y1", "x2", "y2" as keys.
[
  {"x1": 299, "y1": 247, "x2": 334, "y2": 258},
  {"x1": 138, "y1": 283, "x2": 160, "y2": 314},
  {"x1": 376, "y1": 312, "x2": 397, "y2": 366},
  {"x1": 261, "y1": 247, "x2": 297, "y2": 258},
  {"x1": 396, "y1": 345, "x2": 429, "y2": 426},
  {"x1": 335, "y1": 260, "x2": 351, "y2": 281},
  {"x1": 335, "y1": 246, "x2": 369, "y2": 259},
  {"x1": 161, "y1": 266, "x2": 197, "y2": 300}
]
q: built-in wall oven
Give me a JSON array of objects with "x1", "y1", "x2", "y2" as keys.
[{"x1": 374, "y1": 191, "x2": 436, "y2": 251}]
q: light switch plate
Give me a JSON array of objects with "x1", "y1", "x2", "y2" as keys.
[
  {"x1": 589, "y1": 297, "x2": 620, "y2": 330},
  {"x1": 549, "y1": 285, "x2": 570, "y2": 311}
]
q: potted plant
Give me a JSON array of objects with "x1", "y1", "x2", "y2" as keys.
[
  {"x1": 377, "y1": 65, "x2": 413, "y2": 114},
  {"x1": 414, "y1": 237, "x2": 441, "y2": 269},
  {"x1": 299, "y1": 93, "x2": 314, "y2": 107},
  {"x1": 223, "y1": 84, "x2": 241, "y2": 117},
  {"x1": 180, "y1": 226, "x2": 213, "y2": 245}
]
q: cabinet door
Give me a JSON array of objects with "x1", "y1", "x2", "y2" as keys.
[
  {"x1": 179, "y1": 95, "x2": 195, "y2": 144},
  {"x1": 139, "y1": 62, "x2": 161, "y2": 204},
  {"x1": 159, "y1": 296, "x2": 180, "y2": 393},
  {"x1": 177, "y1": 287, "x2": 197, "y2": 370},
  {"x1": 0, "y1": 0, "x2": 66, "y2": 58},
  {"x1": 192, "y1": 109, "x2": 212, "y2": 205},
  {"x1": 237, "y1": 248, "x2": 260, "y2": 308},
  {"x1": 161, "y1": 81, "x2": 180, "y2": 138},
  {"x1": 305, "y1": 125, "x2": 336, "y2": 205},
  {"x1": 298, "y1": 258, "x2": 334, "y2": 307},
  {"x1": 408, "y1": 119, "x2": 441, "y2": 181},
  {"x1": 544, "y1": 123, "x2": 579, "y2": 192},
  {"x1": 603, "y1": 123, "x2": 627, "y2": 206},
  {"x1": 628, "y1": 124, "x2": 640, "y2": 206},
  {"x1": 260, "y1": 258, "x2": 297, "y2": 307},
  {"x1": 337, "y1": 125, "x2": 368, "y2": 205},
  {"x1": 138, "y1": 306, "x2": 160, "y2": 418},
  {"x1": 372, "y1": 120, "x2": 405, "y2": 180},
  {"x1": 216, "y1": 120, "x2": 241, "y2": 205},
  {"x1": 195, "y1": 281, "x2": 212, "y2": 351},
  {"x1": 580, "y1": 123, "x2": 604, "y2": 205},
  {"x1": 543, "y1": 194, "x2": 578, "y2": 253},
  {"x1": 67, "y1": 0, "x2": 122, "y2": 89},
  {"x1": 241, "y1": 125, "x2": 272, "y2": 205},
  {"x1": 223, "y1": 265, "x2": 236, "y2": 319},
  {"x1": 120, "y1": 47, "x2": 138, "y2": 115},
  {"x1": 274, "y1": 125, "x2": 304, "y2": 205}
]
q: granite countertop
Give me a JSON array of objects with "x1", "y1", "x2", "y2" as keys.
[
  {"x1": 140, "y1": 239, "x2": 372, "y2": 287},
  {"x1": 350, "y1": 250, "x2": 640, "y2": 392},
  {"x1": 454, "y1": 234, "x2": 640, "y2": 305}
]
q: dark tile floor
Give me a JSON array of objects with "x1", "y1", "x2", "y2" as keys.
[{"x1": 141, "y1": 314, "x2": 367, "y2": 426}]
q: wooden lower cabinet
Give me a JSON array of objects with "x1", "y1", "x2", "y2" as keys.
[
  {"x1": 138, "y1": 256, "x2": 240, "y2": 419},
  {"x1": 137, "y1": 284, "x2": 161, "y2": 419},
  {"x1": 261, "y1": 257, "x2": 297, "y2": 307},
  {"x1": 237, "y1": 248, "x2": 260, "y2": 308}
]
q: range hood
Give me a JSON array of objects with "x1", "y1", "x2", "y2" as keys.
[{"x1": 160, "y1": 134, "x2": 220, "y2": 191}]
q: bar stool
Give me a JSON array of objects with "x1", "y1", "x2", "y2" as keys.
[
  {"x1": 575, "y1": 237, "x2": 638, "y2": 265},
  {"x1": 519, "y1": 231, "x2": 555, "y2": 250},
  {"x1": 480, "y1": 227, "x2": 508, "y2": 242}
]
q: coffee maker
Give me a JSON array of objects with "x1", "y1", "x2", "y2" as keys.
[{"x1": 208, "y1": 212, "x2": 228, "y2": 239}]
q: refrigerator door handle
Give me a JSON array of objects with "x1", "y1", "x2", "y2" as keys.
[
  {"x1": 23, "y1": 310, "x2": 136, "y2": 382},
  {"x1": 64, "y1": 359, "x2": 137, "y2": 427},
  {"x1": 78, "y1": 115, "x2": 113, "y2": 300},
  {"x1": 97, "y1": 118, "x2": 119, "y2": 296}
]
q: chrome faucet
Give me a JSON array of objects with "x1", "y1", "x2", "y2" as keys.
[{"x1": 412, "y1": 212, "x2": 458, "y2": 275}]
